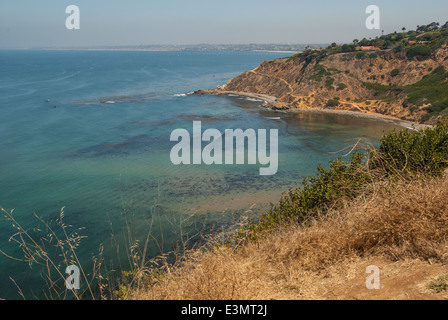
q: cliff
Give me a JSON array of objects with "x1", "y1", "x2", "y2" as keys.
[{"x1": 200, "y1": 43, "x2": 448, "y2": 124}]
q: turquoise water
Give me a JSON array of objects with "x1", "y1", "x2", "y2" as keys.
[{"x1": 0, "y1": 50, "x2": 400, "y2": 299}]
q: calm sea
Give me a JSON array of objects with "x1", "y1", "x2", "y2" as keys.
[{"x1": 0, "y1": 50, "x2": 400, "y2": 299}]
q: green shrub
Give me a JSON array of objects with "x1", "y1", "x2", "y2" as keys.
[
  {"x1": 310, "y1": 64, "x2": 329, "y2": 81},
  {"x1": 229, "y1": 120, "x2": 448, "y2": 245},
  {"x1": 406, "y1": 45, "x2": 432, "y2": 59},
  {"x1": 363, "y1": 82, "x2": 400, "y2": 96},
  {"x1": 325, "y1": 77, "x2": 335, "y2": 88},
  {"x1": 232, "y1": 152, "x2": 371, "y2": 243},
  {"x1": 356, "y1": 52, "x2": 366, "y2": 59},
  {"x1": 327, "y1": 98, "x2": 339, "y2": 107},
  {"x1": 403, "y1": 66, "x2": 448, "y2": 111},
  {"x1": 428, "y1": 274, "x2": 448, "y2": 293},
  {"x1": 362, "y1": 67, "x2": 448, "y2": 114},
  {"x1": 370, "y1": 121, "x2": 448, "y2": 175},
  {"x1": 390, "y1": 69, "x2": 400, "y2": 77},
  {"x1": 341, "y1": 44, "x2": 356, "y2": 52}
]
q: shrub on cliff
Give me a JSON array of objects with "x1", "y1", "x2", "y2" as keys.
[
  {"x1": 370, "y1": 120, "x2": 448, "y2": 175},
  {"x1": 390, "y1": 68, "x2": 400, "y2": 77},
  {"x1": 406, "y1": 45, "x2": 432, "y2": 59},
  {"x1": 327, "y1": 98, "x2": 339, "y2": 107},
  {"x1": 230, "y1": 120, "x2": 448, "y2": 244},
  {"x1": 355, "y1": 52, "x2": 366, "y2": 59},
  {"x1": 402, "y1": 66, "x2": 448, "y2": 114},
  {"x1": 337, "y1": 83, "x2": 347, "y2": 91},
  {"x1": 231, "y1": 151, "x2": 371, "y2": 243}
]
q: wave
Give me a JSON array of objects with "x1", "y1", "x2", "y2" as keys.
[
  {"x1": 174, "y1": 92, "x2": 195, "y2": 97},
  {"x1": 243, "y1": 97, "x2": 264, "y2": 102}
]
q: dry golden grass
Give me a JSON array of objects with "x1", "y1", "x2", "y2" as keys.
[{"x1": 132, "y1": 173, "x2": 448, "y2": 300}]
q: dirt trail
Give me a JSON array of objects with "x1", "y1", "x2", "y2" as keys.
[
  {"x1": 317, "y1": 258, "x2": 448, "y2": 300},
  {"x1": 248, "y1": 69, "x2": 302, "y2": 101}
]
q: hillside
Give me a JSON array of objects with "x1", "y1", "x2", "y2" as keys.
[
  {"x1": 133, "y1": 174, "x2": 448, "y2": 300},
  {"x1": 126, "y1": 121, "x2": 448, "y2": 301},
  {"x1": 198, "y1": 22, "x2": 448, "y2": 124}
]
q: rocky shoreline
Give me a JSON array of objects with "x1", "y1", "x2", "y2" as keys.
[{"x1": 193, "y1": 89, "x2": 432, "y2": 130}]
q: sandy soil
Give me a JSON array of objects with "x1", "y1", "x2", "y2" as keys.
[{"x1": 316, "y1": 257, "x2": 448, "y2": 300}]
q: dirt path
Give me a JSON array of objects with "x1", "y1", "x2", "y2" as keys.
[
  {"x1": 248, "y1": 69, "x2": 303, "y2": 101},
  {"x1": 317, "y1": 257, "x2": 448, "y2": 300}
]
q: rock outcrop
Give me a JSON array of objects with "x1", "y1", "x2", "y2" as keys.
[{"x1": 203, "y1": 45, "x2": 448, "y2": 124}]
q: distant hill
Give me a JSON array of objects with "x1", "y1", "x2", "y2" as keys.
[
  {"x1": 31, "y1": 43, "x2": 327, "y2": 52},
  {"x1": 203, "y1": 21, "x2": 448, "y2": 124}
]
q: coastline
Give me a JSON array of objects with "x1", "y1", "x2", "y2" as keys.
[{"x1": 194, "y1": 89, "x2": 432, "y2": 130}]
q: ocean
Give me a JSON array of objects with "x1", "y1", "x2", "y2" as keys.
[{"x1": 0, "y1": 50, "x2": 400, "y2": 299}]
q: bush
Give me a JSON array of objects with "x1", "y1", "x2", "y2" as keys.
[
  {"x1": 337, "y1": 83, "x2": 347, "y2": 91},
  {"x1": 230, "y1": 120, "x2": 448, "y2": 244},
  {"x1": 232, "y1": 152, "x2": 371, "y2": 243},
  {"x1": 310, "y1": 64, "x2": 329, "y2": 81},
  {"x1": 327, "y1": 98, "x2": 339, "y2": 107},
  {"x1": 406, "y1": 45, "x2": 432, "y2": 59},
  {"x1": 325, "y1": 77, "x2": 335, "y2": 89},
  {"x1": 341, "y1": 44, "x2": 356, "y2": 52},
  {"x1": 390, "y1": 69, "x2": 400, "y2": 77},
  {"x1": 363, "y1": 82, "x2": 400, "y2": 96},
  {"x1": 356, "y1": 52, "x2": 366, "y2": 59},
  {"x1": 402, "y1": 66, "x2": 448, "y2": 114},
  {"x1": 428, "y1": 274, "x2": 448, "y2": 293},
  {"x1": 370, "y1": 121, "x2": 448, "y2": 175}
]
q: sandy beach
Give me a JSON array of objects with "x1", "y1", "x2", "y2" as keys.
[{"x1": 197, "y1": 89, "x2": 432, "y2": 130}]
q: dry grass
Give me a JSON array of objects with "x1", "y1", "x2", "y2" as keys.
[{"x1": 132, "y1": 172, "x2": 448, "y2": 300}]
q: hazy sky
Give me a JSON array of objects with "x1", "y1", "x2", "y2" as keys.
[{"x1": 1, "y1": 0, "x2": 447, "y2": 48}]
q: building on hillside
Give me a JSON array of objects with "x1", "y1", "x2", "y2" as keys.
[
  {"x1": 408, "y1": 40, "x2": 430, "y2": 44},
  {"x1": 359, "y1": 46, "x2": 380, "y2": 51}
]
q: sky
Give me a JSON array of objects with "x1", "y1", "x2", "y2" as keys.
[{"x1": 0, "y1": 0, "x2": 447, "y2": 48}]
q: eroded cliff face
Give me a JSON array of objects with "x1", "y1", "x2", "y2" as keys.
[{"x1": 209, "y1": 45, "x2": 448, "y2": 123}]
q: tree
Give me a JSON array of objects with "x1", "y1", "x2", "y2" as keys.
[
  {"x1": 342, "y1": 44, "x2": 356, "y2": 52},
  {"x1": 353, "y1": 39, "x2": 359, "y2": 45},
  {"x1": 402, "y1": 27, "x2": 406, "y2": 32}
]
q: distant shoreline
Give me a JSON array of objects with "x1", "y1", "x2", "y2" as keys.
[{"x1": 0, "y1": 47, "x2": 306, "y2": 53}]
